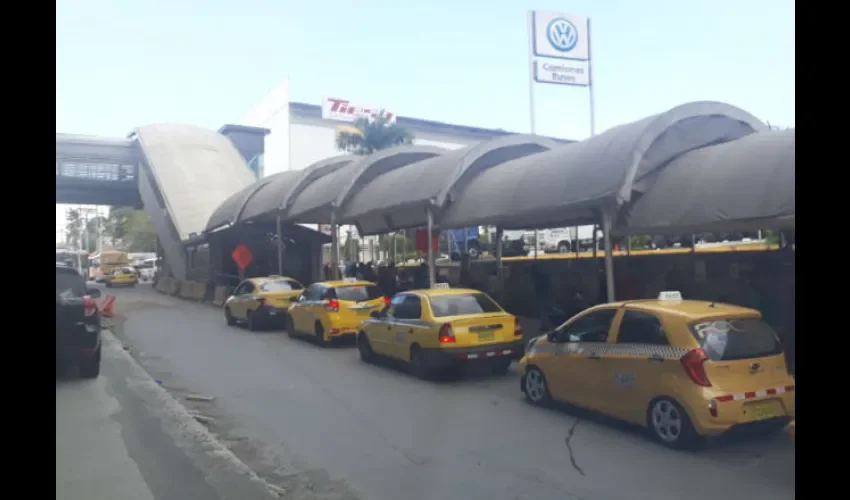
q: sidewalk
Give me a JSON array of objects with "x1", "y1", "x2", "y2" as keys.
[
  {"x1": 56, "y1": 369, "x2": 155, "y2": 500},
  {"x1": 56, "y1": 331, "x2": 282, "y2": 500}
]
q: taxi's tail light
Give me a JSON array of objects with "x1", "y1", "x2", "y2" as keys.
[
  {"x1": 438, "y1": 323, "x2": 456, "y2": 343},
  {"x1": 680, "y1": 348, "x2": 712, "y2": 387},
  {"x1": 514, "y1": 317, "x2": 524, "y2": 337},
  {"x1": 384, "y1": 296, "x2": 391, "y2": 305},
  {"x1": 325, "y1": 299, "x2": 340, "y2": 312},
  {"x1": 82, "y1": 296, "x2": 98, "y2": 317}
]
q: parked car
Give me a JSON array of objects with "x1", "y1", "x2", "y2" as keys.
[{"x1": 56, "y1": 264, "x2": 102, "y2": 378}]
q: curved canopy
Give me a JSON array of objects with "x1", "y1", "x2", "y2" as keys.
[
  {"x1": 284, "y1": 146, "x2": 446, "y2": 225},
  {"x1": 235, "y1": 155, "x2": 355, "y2": 225},
  {"x1": 617, "y1": 128, "x2": 795, "y2": 235},
  {"x1": 440, "y1": 101, "x2": 766, "y2": 230},
  {"x1": 205, "y1": 179, "x2": 270, "y2": 232},
  {"x1": 338, "y1": 136, "x2": 559, "y2": 234}
]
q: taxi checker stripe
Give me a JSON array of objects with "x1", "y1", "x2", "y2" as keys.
[
  {"x1": 463, "y1": 349, "x2": 514, "y2": 360},
  {"x1": 715, "y1": 384, "x2": 795, "y2": 403}
]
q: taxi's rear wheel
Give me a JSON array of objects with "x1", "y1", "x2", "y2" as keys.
[
  {"x1": 648, "y1": 397, "x2": 702, "y2": 450},
  {"x1": 284, "y1": 315, "x2": 295, "y2": 337},
  {"x1": 225, "y1": 307, "x2": 236, "y2": 326},
  {"x1": 357, "y1": 332, "x2": 374, "y2": 362},
  {"x1": 522, "y1": 367, "x2": 552, "y2": 406},
  {"x1": 247, "y1": 311, "x2": 261, "y2": 331},
  {"x1": 314, "y1": 321, "x2": 327, "y2": 346},
  {"x1": 410, "y1": 345, "x2": 433, "y2": 380}
]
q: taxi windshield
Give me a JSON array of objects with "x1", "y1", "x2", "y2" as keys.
[
  {"x1": 689, "y1": 317, "x2": 783, "y2": 361},
  {"x1": 333, "y1": 285, "x2": 383, "y2": 302},
  {"x1": 261, "y1": 280, "x2": 303, "y2": 292},
  {"x1": 429, "y1": 293, "x2": 502, "y2": 317}
]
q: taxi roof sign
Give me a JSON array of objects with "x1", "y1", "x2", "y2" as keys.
[
  {"x1": 342, "y1": 277, "x2": 358, "y2": 282},
  {"x1": 431, "y1": 283, "x2": 451, "y2": 289},
  {"x1": 658, "y1": 291, "x2": 683, "y2": 301}
]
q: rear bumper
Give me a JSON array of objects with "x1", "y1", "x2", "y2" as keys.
[
  {"x1": 418, "y1": 341, "x2": 525, "y2": 368},
  {"x1": 684, "y1": 391, "x2": 796, "y2": 437},
  {"x1": 255, "y1": 306, "x2": 287, "y2": 322},
  {"x1": 56, "y1": 325, "x2": 101, "y2": 364}
]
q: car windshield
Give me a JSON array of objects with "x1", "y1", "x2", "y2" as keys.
[
  {"x1": 333, "y1": 285, "x2": 383, "y2": 302},
  {"x1": 56, "y1": 269, "x2": 85, "y2": 298},
  {"x1": 261, "y1": 280, "x2": 303, "y2": 292},
  {"x1": 428, "y1": 293, "x2": 503, "y2": 317},
  {"x1": 689, "y1": 317, "x2": 783, "y2": 361}
]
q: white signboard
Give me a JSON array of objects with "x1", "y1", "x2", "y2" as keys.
[
  {"x1": 321, "y1": 97, "x2": 396, "y2": 123},
  {"x1": 534, "y1": 59, "x2": 590, "y2": 87},
  {"x1": 531, "y1": 11, "x2": 590, "y2": 61}
]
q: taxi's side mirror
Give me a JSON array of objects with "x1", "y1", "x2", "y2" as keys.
[{"x1": 370, "y1": 311, "x2": 381, "y2": 319}]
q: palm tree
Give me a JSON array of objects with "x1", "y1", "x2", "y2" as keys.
[{"x1": 335, "y1": 113, "x2": 414, "y2": 155}]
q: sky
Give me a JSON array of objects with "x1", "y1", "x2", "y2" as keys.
[{"x1": 55, "y1": 0, "x2": 795, "y2": 240}]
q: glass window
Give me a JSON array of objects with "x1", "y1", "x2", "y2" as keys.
[
  {"x1": 394, "y1": 296, "x2": 422, "y2": 320},
  {"x1": 553, "y1": 309, "x2": 617, "y2": 343},
  {"x1": 331, "y1": 285, "x2": 383, "y2": 302},
  {"x1": 690, "y1": 317, "x2": 782, "y2": 361},
  {"x1": 428, "y1": 293, "x2": 502, "y2": 317},
  {"x1": 260, "y1": 280, "x2": 304, "y2": 292},
  {"x1": 56, "y1": 268, "x2": 85, "y2": 298},
  {"x1": 617, "y1": 310, "x2": 669, "y2": 345}
]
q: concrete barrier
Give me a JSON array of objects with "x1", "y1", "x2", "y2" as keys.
[
  {"x1": 167, "y1": 279, "x2": 181, "y2": 296},
  {"x1": 155, "y1": 277, "x2": 171, "y2": 294},
  {"x1": 188, "y1": 282, "x2": 207, "y2": 301},
  {"x1": 179, "y1": 280, "x2": 194, "y2": 299},
  {"x1": 211, "y1": 286, "x2": 233, "y2": 307}
]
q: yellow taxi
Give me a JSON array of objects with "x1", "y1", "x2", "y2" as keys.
[
  {"x1": 285, "y1": 278, "x2": 389, "y2": 345},
  {"x1": 357, "y1": 284, "x2": 525, "y2": 379},
  {"x1": 224, "y1": 276, "x2": 305, "y2": 331},
  {"x1": 519, "y1": 291, "x2": 795, "y2": 449},
  {"x1": 105, "y1": 267, "x2": 138, "y2": 287}
]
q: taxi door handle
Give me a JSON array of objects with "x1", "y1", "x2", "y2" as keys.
[
  {"x1": 587, "y1": 354, "x2": 601, "y2": 360},
  {"x1": 648, "y1": 355, "x2": 664, "y2": 362}
]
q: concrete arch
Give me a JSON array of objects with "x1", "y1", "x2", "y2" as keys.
[
  {"x1": 338, "y1": 136, "x2": 561, "y2": 234},
  {"x1": 439, "y1": 101, "x2": 767, "y2": 230},
  {"x1": 134, "y1": 123, "x2": 257, "y2": 240},
  {"x1": 617, "y1": 128, "x2": 795, "y2": 235},
  {"x1": 205, "y1": 175, "x2": 278, "y2": 232},
  {"x1": 284, "y1": 146, "x2": 446, "y2": 224}
]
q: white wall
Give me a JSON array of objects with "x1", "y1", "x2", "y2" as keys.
[{"x1": 241, "y1": 79, "x2": 291, "y2": 176}]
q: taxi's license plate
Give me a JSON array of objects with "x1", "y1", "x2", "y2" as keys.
[
  {"x1": 750, "y1": 403, "x2": 780, "y2": 421},
  {"x1": 477, "y1": 331, "x2": 495, "y2": 341},
  {"x1": 356, "y1": 309, "x2": 370, "y2": 316}
]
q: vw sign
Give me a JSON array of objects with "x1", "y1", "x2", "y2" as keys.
[
  {"x1": 546, "y1": 18, "x2": 578, "y2": 53},
  {"x1": 532, "y1": 11, "x2": 589, "y2": 61}
]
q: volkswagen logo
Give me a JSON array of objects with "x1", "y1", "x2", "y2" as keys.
[{"x1": 546, "y1": 18, "x2": 579, "y2": 53}]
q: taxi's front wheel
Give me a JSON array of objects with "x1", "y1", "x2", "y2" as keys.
[
  {"x1": 648, "y1": 397, "x2": 702, "y2": 450},
  {"x1": 357, "y1": 332, "x2": 374, "y2": 363},
  {"x1": 522, "y1": 367, "x2": 552, "y2": 406}
]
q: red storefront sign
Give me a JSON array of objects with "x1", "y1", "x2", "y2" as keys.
[
  {"x1": 231, "y1": 243, "x2": 254, "y2": 271},
  {"x1": 415, "y1": 229, "x2": 439, "y2": 254}
]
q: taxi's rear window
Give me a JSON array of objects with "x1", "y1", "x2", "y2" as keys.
[
  {"x1": 56, "y1": 269, "x2": 85, "y2": 298},
  {"x1": 429, "y1": 293, "x2": 502, "y2": 317},
  {"x1": 332, "y1": 285, "x2": 383, "y2": 302},
  {"x1": 689, "y1": 317, "x2": 782, "y2": 361},
  {"x1": 261, "y1": 280, "x2": 303, "y2": 292}
]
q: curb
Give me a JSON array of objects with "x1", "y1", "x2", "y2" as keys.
[{"x1": 102, "y1": 330, "x2": 285, "y2": 499}]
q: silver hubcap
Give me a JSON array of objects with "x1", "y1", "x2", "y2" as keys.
[
  {"x1": 525, "y1": 370, "x2": 547, "y2": 402},
  {"x1": 651, "y1": 400, "x2": 682, "y2": 442}
]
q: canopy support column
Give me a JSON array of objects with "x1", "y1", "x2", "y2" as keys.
[
  {"x1": 495, "y1": 226, "x2": 504, "y2": 289},
  {"x1": 426, "y1": 204, "x2": 436, "y2": 287},
  {"x1": 392, "y1": 232, "x2": 398, "y2": 263},
  {"x1": 330, "y1": 211, "x2": 340, "y2": 280},
  {"x1": 601, "y1": 210, "x2": 616, "y2": 303},
  {"x1": 276, "y1": 215, "x2": 284, "y2": 275}
]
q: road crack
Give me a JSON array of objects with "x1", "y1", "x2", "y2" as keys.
[{"x1": 564, "y1": 418, "x2": 585, "y2": 477}]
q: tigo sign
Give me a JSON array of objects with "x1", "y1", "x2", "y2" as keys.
[{"x1": 321, "y1": 97, "x2": 396, "y2": 123}]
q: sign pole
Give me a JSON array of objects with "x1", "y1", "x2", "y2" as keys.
[
  {"x1": 527, "y1": 10, "x2": 537, "y2": 136},
  {"x1": 587, "y1": 17, "x2": 597, "y2": 136}
]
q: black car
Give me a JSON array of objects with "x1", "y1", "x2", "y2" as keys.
[{"x1": 56, "y1": 264, "x2": 102, "y2": 378}]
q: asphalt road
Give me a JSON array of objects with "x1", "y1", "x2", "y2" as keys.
[
  {"x1": 107, "y1": 284, "x2": 795, "y2": 500},
  {"x1": 57, "y1": 319, "x2": 282, "y2": 500}
]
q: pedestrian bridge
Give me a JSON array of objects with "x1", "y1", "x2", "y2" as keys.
[{"x1": 56, "y1": 125, "x2": 257, "y2": 280}]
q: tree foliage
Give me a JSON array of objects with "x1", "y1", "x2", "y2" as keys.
[
  {"x1": 64, "y1": 206, "x2": 156, "y2": 252},
  {"x1": 335, "y1": 113, "x2": 414, "y2": 155}
]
